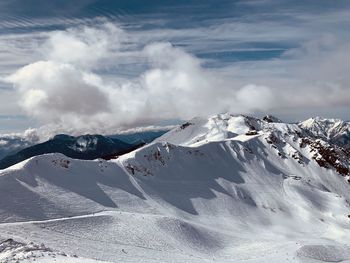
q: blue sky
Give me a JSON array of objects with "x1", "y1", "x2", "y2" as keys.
[{"x1": 0, "y1": 0, "x2": 350, "y2": 134}]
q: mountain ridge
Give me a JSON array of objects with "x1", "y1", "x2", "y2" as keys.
[
  {"x1": 1, "y1": 113, "x2": 350, "y2": 262},
  {"x1": 0, "y1": 130, "x2": 168, "y2": 170}
]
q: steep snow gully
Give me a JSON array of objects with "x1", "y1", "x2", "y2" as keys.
[{"x1": 1, "y1": 113, "x2": 350, "y2": 262}]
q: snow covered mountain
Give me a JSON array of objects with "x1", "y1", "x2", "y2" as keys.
[
  {"x1": 0, "y1": 134, "x2": 135, "y2": 170},
  {"x1": 299, "y1": 117, "x2": 350, "y2": 149},
  {"x1": 0, "y1": 135, "x2": 36, "y2": 160},
  {"x1": 0, "y1": 113, "x2": 350, "y2": 262},
  {"x1": 0, "y1": 131, "x2": 167, "y2": 170}
]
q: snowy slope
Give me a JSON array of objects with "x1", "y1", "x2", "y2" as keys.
[
  {"x1": 299, "y1": 117, "x2": 349, "y2": 139},
  {"x1": 0, "y1": 113, "x2": 350, "y2": 262},
  {"x1": 0, "y1": 238, "x2": 109, "y2": 263},
  {"x1": 300, "y1": 117, "x2": 350, "y2": 148},
  {"x1": 0, "y1": 130, "x2": 168, "y2": 170}
]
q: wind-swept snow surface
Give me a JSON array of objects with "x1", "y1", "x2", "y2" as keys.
[{"x1": 1, "y1": 114, "x2": 350, "y2": 262}]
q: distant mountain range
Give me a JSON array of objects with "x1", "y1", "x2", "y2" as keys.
[
  {"x1": 0, "y1": 130, "x2": 167, "y2": 169},
  {"x1": 0, "y1": 135, "x2": 36, "y2": 160}
]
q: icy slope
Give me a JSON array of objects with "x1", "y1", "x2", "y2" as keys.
[{"x1": 0, "y1": 113, "x2": 350, "y2": 262}]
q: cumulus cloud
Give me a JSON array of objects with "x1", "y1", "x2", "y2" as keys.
[
  {"x1": 41, "y1": 22, "x2": 123, "y2": 68},
  {"x1": 23, "y1": 128, "x2": 40, "y2": 143},
  {"x1": 5, "y1": 23, "x2": 276, "y2": 134},
  {"x1": 5, "y1": 21, "x2": 349, "y2": 135},
  {"x1": 7, "y1": 61, "x2": 110, "y2": 122}
]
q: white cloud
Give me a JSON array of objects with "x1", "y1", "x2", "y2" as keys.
[
  {"x1": 274, "y1": 36, "x2": 350, "y2": 109},
  {"x1": 7, "y1": 61, "x2": 110, "y2": 123},
  {"x1": 236, "y1": 84, "x2": 274, "y2": 111},
  {"x1": 42, "y1": 22, "x2": 123, "y2": 68},
  {"x1": 23, "y1": 128, "x2": 40, "y2": 143},
  {"x1": 5, "y1": 24, "x2": 278, "y2": 135},
  {"x1": 3, "y1": 20, "x2": 350, "y2": 135}
]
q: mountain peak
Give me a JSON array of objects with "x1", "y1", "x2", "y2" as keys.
[
  {"x1": 154, "y1": 113, "x2": 350, "y2": 178},
  {"x1": 262, "y1": 115, "x2": 282, "y2": 123},
  {"x1": 155, "y1": 113, "x2": 264, "y2": 146},
  {"x1": 299, "y1": 117, "x2": 350, "y2": 148},
  {"x1": 1, "y1": 113, "x2": 350, "y2": 262}
]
